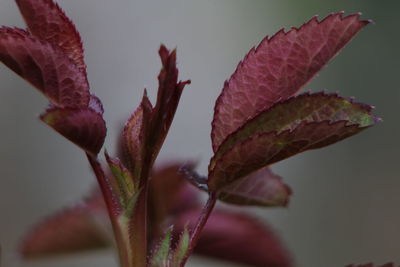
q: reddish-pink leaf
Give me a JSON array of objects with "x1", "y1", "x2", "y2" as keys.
[
  {"x1": 211, "y1": 12, "x2": 370, "y2": 152},
  {"x1": 209, "y1": 120, "x2": 370, "y2": 190},
  {"x1": 122, "y1": 90, "x2": 153, "y2": 178},
  {"x1": 16, "y1": 0, "x2": 86, "y2": 73},
  {"x1": 173, "y1": 210, "x2": 292, "y2": 267},
  {"x1": 219, "y1": 167, "x2": 291, "y2": 207},
  {"x1": 0, "y1": 27, "x2": 89, "y2": 108},
  {"x1": 21, "y1": 191, "x2": 109, "y2": 258},
  {"x1": 148, "y1": 45, "x2": 190, "y2": 161},
  {"x1": 211, "y1": 92, "x2": 377, "y2": 170},
  {"x1": 40, "y1": 107, "x2": 106, "y2": 155}
]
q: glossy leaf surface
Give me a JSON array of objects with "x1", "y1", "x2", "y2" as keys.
[{"x1": 211, "y1": 12, "x2": 370, "y2": 151}]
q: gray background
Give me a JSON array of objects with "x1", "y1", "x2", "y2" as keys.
[{"x1": 0, "y1": 0, "x2": 399, "y2": 266}]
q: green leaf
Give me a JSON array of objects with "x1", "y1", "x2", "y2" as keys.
[
  {"x1": 105, "y1": 151, "x2": 136, "y2": 207},
  {"x1": 149, "y1": 226, "x2": 173, "y2": 267}
]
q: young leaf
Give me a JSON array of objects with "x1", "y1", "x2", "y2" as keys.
[
  {"x1": 211, "y1": 12, "x2": 370, "y2": 152},
  {"x1": 16, "y1": 0, "x2": 86, "y2": 73},
  {"x1": 209, "y1": 120, "x2": 372, "y2": 190},
  {"x1": 105, "y1": 152, "x2": 136, "y2": 207},
  {"x1": 0, "y1": 27, "x2": 90, "y2": 108},
  {"x1": 20, "y1": 191, "x2": 110, "y2": 258},
  {"x1": 170, "y1": 226, "x2": 190, "y2": 267},
  {"x1": 40, "y1": 107, "x2": 106, "y2": 155},
  {"x1": 208, "y1": 94, "x2": 377, "y2": 190},
  {"x1": 218, "y1": 167, "x2": 291, "y2": 207},
  {"x1": 148, "y1": 45, "x2": 190, "y2": 162},
  {"x1": 122, "y1": 91, "x2": 152, "y2": 179},
  {"x1": 211, "y1": 92, "x2": 377, "y2": 169},
  {"x1": 173, "y1": 210, "x2": 292, "y2": 267},
  {"x1": 149, "y1": 227, "x2": 173, "y2": 267}
]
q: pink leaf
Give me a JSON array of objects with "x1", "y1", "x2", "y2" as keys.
[
  {"x1": 211, "y1": 92, "x2": 377, "y2": 169},
  {"x1": 40, "y1": 107, "x2": 106, "y2": 155},
  {"x1": 211, "y1": 12, "x2": 370, "y2": 152},
  {"x1": 0, "y1": 27, "x2": 89, "y2": 108},
  {"x1": 122, "y1": 90, "x2": 153, "y2": 178},
  {"x1": 209, "y1": 120, "x2": 370, "y2": 190},
  {"x1": 148, "y1": 45, "x2": 190, "y2": 161},
  {"x1": 173, "y1": 210, "x2": 292, "y2": 267},
  {"x1": 20, "y1": 191, "x2": 109, "y2": 258},
  {"x1": 16, "y1": 0, "x2": 86, "y2": 73},
  {"x1": 208, "y1": 93, "x2": 377, "y2": 190},
  {"x1": 219, "y1": 167, "x2": 291, "y2": 207}
]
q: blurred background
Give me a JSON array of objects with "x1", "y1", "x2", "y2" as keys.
[{"x1": 0, "y1": 0, "x2": 399, "y2": 266}]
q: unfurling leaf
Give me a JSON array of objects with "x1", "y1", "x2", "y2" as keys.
[
  {"x1": 149, "y1": 227, "x2": 173, "y2": 267},
  {"x1": 173, "y1": 210, "x2": 292, "y2": 267},
  {"x1": 122, "y1": 91, "x2": 152, "y2": 178},
  {"x1": 0, "y1": 27, "x2": 89, "y2": 108},
  {"x1": 41, "y1": 107, "x2": 106, "y2": 155},
  {"x1": 148, "y1": 45, "x2": 191, "y2": 162},
  {"x1": 105, "y1": 152, "x2": 136, "y2": 207},
  {"x1": 211, "y1": 12, "x2": 370, "y2": 152},
  {"x1": 16, "y1": 0, "x2": 87, "y2": 73},
  {"x1": 208, "y1": 93, "x2": 377, "y2": 190},
  {"x1": 218, "y1": 167, "x2": 291, "y2": 207},
  {"x1": 20, "y1": 191, "x2": 109, "y2": 259},
  {"x1": 122, "y1": 45, "x2": 190, "y2": 184}
]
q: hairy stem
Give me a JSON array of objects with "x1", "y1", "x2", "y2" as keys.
[
  {"x1": 86, "y1": 153, "x2": 131, "y2": 267},
  {"x1": 128, "y1": 180, "x2": 149, "y2": 267},
  {"x1": 180, "y1": 192, "x2": 218, "y2": 266}
]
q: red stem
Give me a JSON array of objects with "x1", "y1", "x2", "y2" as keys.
[
  {"x1": 180, "y1": 192, "x2": 217, "y2": 267},
  {"x1": 86, "y1": 153, "x2": 130, "y2": 267}
]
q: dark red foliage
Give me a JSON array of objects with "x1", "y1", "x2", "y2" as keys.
[
  {"x1": 174, "y1": 209, "x2": 292, "y2": 267},
  {"x1": 211, "y1": 12, "x2": 370, "y2": 152}
]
